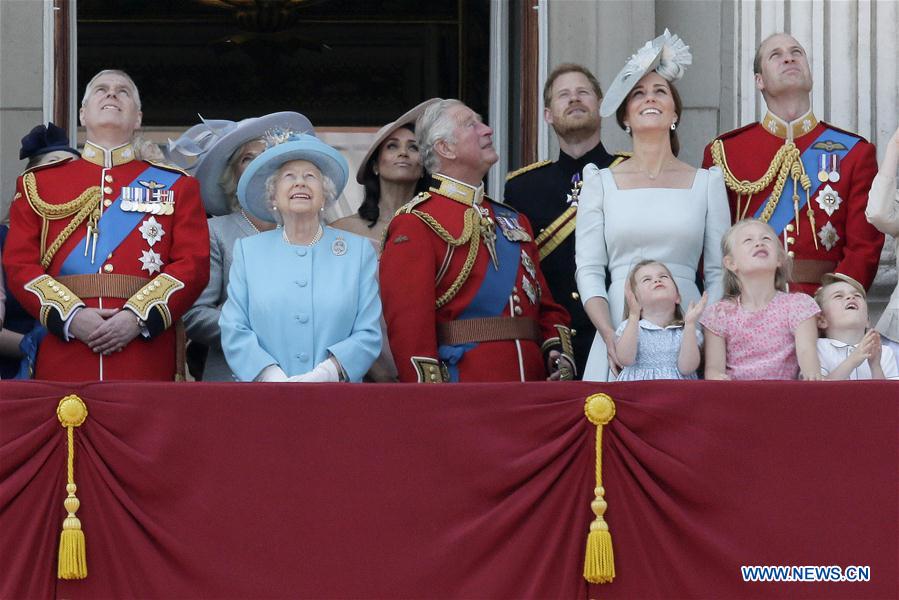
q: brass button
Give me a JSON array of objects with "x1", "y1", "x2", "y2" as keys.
[
  {"x1": 512, "y1": 295, "x2": 520, "y2": 303},
  {"x1": 514, "y1": 306, "x2": 523, "y2": 315},
  {"x1": 786, "y1": 223, "x2": 795, "y2": 233},
  {"x1": 104, "y1": 175, "x2": 113, "y2": 183},
  {"x1": 786, "y1": 236, "x2": 795, "y2": 245},
  {"x1": 103, "y1": 264, "x2": 114, "y2": 273},
  {"x1": 103, "y1": 186, "x2": 113, "y2": 194},
  {"x1": 571, "y1": 329, "x2": 577, "y2": 336},
  {"x1": 571, "y1": 292, "x2": 580, "y2": 300},
  {"x1": 787, "y1": 251, "x2": 795, "y2": 258},
  {"x1": 103, "y1": 199, "x2": 112, "y2": 208}
]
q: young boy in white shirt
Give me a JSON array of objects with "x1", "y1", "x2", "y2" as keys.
[{"x1": 814, "y1": 273, "x2": 899, "y2": 380}]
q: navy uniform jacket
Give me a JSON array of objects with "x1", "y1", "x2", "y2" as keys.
[{"x1": 504, "y1": 143, "x2": 622, "y2": 377}]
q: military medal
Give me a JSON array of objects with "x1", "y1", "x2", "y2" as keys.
[
  {"x1": 828, "y1": 154, "x2": 840, "y2": 183},
  {"x1": 520, "y1": 249, "x2": 537, "y2": 280},
  {"x1": 495, "y1": 214, "x2": 531, "y2": 243},
  {"x1": 139, "y1": 216, "x2": 165, "y2": 247},
  {"x1": 817, "y1": 154, "x2": 829, "y2": 183},
  {"x1": 817, "y1": 221, "x2": 839, "y2": 251},
  {"x1": 521, "y1": 276, "x2": 538, "y2": 305},
  {"x1": 139, "y1": 248, "x2": 163, "y2": 274},
  {"x1": 566, "y1": 173, "x2": 582, "y2": 206},
  {"x1": 815, "y1": 184, "x2": 842, "y2": 217}
]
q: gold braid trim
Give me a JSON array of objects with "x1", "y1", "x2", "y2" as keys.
[
  {"x1": 410, "y1": 207, "x2": 482, "y2": 309},
  {"x1": 709, "y1": 140, "x2": 803, "y2": 223},
  {"x1": 23, "y1": 172, "x2": 101, "y2": 267}
]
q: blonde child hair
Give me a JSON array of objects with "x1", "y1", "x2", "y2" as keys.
[
  {"x1": 622, "y1": 259, "x2": 684, "y2": 324},
  {"x1": 720, "y1": 218, "x2": 793, "y2": 299}
]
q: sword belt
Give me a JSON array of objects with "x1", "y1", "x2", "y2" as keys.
[
  {"x1": 437, "y1": 316, "x2": 542, "y2": 345},
  {"x1": 791, "y1": 259, "x2": 837, "y2": 285},
  {"x1": 56, "y1": 274, "x2": 150, "y2": 299}
]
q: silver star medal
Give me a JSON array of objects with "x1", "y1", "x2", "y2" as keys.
[
  {"x1": 520, "y1": 249, "x2": 537, "y2": 279},
  {"x1": 521, "y1": 276, "x2": 538, "y2": 305},
  {"x1": 815, "y1": 184, "x2": 842, "y2": 217},
  {"x1": 139, "y1": 249, "x2": 164, "y2": 274},
  {"x1": 817, "y1": 221, "x2": 840, "y2": 251},
  {"x1": 139, "y1": 216, "x2": 165, "y2": 247}
]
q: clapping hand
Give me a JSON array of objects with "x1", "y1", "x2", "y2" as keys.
[
  {"x1": 624, "y1": 280, "x2": 641, "y2": 319},
  {"x1": 684, "y1": 292, "x2": 708, "y2": 325}
]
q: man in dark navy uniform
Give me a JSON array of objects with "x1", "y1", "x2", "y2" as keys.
[{"x1": 504, "y1": 64, "x2": 626, "y2": 376}]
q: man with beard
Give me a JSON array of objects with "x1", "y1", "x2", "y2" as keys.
[
  {"x1": 504, "y1": 64, "x2": 627, "y2": 377},
  {"x1": 703, "y1": 33, "x2": 882, "y2": 295}
]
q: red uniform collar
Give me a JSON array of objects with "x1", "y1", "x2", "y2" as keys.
[{"x1": 760, "y1": 109, "x2": 819, "y2": 142}]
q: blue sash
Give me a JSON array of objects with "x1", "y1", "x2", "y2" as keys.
[
  {"x1": 60, "y1": 166, "x2": 181, "y2": 275},
  {"x1": 440, "y1": 205, "x2": 522, "y2": 382},
  {"x1": 755, "y1": 128, "x2": 860, "y2": 235}
]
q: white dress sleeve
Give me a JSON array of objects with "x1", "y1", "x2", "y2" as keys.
[
  {"x1": 575, "y1": 163, "x2": 609, "y2": 304},
  {"x1": 702, "y1": 166, "x2": 731, "y2": 302}
]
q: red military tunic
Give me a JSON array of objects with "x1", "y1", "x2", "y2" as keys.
[
  {"x1": 379, "y1": 173, "x2": 571, "y2": 383},
  {"x1": 703, "y1": 110, "x2": 882, "y2": 295},
  {"x1": 3, "y1": 141, "x2": 210, "y2": 381}
]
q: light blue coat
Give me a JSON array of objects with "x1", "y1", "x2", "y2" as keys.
[{"x1": 220, "y1": 226, "x2": 382, "y2": 382}]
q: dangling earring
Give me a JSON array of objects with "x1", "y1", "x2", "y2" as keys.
[
  {"x1": 624, "y1": 125, "x2": 631, "y2": 135},
  {"x1": 670, "y1": 121, "x2": 677, "y2": 131}
]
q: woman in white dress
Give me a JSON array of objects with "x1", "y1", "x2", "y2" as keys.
[{"x1": 575, "y1": 30, "x2": 731, "y2": 380}]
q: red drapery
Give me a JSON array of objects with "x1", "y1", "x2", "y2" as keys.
[{"x1": 1, "y1": 380, "x2": 896, "y2": 599}]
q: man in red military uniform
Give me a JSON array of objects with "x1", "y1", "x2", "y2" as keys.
[
  {"x1": 703, "y1": 33, "x2": 883, "y2": 295},
  {"x1": 379, "y1": 99, "x2": 573, "y2": 383},
  {"x1": 3, "y1": 69, "x2": 209, "y2": 380}
]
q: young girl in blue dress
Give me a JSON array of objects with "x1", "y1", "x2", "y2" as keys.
[{"x1": 614, "y1": 260, "x2": 707, "y2": 380}]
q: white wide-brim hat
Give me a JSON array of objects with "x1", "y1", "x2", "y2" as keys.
[
  {"x1": 599, "y1": 29, "x2": 692, "y2": 118},
  {"x1": 166, "y1": 111, "x2": 314, "y2": 216},
  {"x1": 356, "y1": 98, "x2": 440, "y2": 184},
  {"x1": 237, "y1": 133, "x2": 349, "y2": 223}
]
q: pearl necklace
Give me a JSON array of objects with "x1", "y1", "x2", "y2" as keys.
[
  {"x1": 282, "y1": 225, "x2": 323, "y2": 246},
  {"x1": 240, "y1": 209, "x2": 260, "y2": 233}
]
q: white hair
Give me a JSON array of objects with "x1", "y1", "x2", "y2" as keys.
[
  {"x1": 81, "y1": 69, "x2": 142, "y2": 110},
  {"x1": 416, "y1": 98, "x2": 464, "y2": 175},
  {"x1": 263, "y1": 164, "x2": 338, "y2": 223}
]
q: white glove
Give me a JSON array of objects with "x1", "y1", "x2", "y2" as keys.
[
  {"x1": 287, "y1": 358, "x2": 340, "y2": 383},
  {"x1": 255, "y1": 364, "x2": 289, "y2": 382}
]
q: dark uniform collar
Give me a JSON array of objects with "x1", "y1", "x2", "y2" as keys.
[
  {"x1": 556, "y1": 142, "x2": 614, "y2": 172},
  {"x1": 430, "y1": 173, "x2": 486, "y2": 206},
  {"x1": 81, "y1": 140, "x2": 136, "y2": 168},
  {"x1": 761, "y1": 109, "x2": 819, "y2": 142}
]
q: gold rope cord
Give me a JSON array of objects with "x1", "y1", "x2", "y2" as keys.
[
  {"x1": 23, "y1": 172, "x2": 101, "y2": 267},
  {"x1": 710, "y1": 140, "x2": 805, "y2": 223},
  {"x1": 412, "y1": 208, "x2": 480, "y2": 309}
]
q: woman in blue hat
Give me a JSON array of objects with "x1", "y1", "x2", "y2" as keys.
[
  {"x1": 220, "y1": 134, "x2": 382, "y2": 382},
  {"x1": 168, "y1": 112, "x2": 313, "y2": 380}
]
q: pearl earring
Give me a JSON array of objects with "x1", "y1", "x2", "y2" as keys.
[
  {"x1": 670, "y1": 122, "x2": 677, "y2": 131},
  {"x1": 625, "y1": 125, "x2": 631, "y2": 135}
]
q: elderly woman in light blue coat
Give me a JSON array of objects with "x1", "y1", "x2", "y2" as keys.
[{"x1": 220, "y1": 134, "x2": 381, "y2": 382}]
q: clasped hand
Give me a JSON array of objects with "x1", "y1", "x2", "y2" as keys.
[{"x1": 70, "y1": 307, "x2": 141, "y2": 354}]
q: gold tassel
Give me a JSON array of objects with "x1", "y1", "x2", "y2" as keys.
[
  {"x1": 56, "y1": 394, "x2": 88, "y2": 580},
  {"x1": 583, "y1": 393, "x2": 616, "y2": 584}
]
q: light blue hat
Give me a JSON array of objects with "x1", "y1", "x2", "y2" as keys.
[{"x1": 237, "y1": 133, "x2": 349, "y2": 223}]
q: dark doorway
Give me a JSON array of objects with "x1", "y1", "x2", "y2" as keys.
[{"x1": 77, "y1": 0, "x2": 491, "y2": 127}]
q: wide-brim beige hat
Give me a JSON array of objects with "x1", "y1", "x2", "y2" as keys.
[{"x1": 355, "y1": 98, "x2": 440, "y2": 184}]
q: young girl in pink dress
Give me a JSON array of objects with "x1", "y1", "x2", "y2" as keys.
[{"x1": 701, "y1": 219, "x2": 822, "y2": 380}]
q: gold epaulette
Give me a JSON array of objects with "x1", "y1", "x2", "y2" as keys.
[
  {"x1": 396, "y1": 191, "x2": 431, "y2": 215},
  {"x1": 146, "y1": 159, "x2": 189, "y2": 177},
  {"x1": 506, "y1": 160, "x2": 552, "y2": 181}
]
